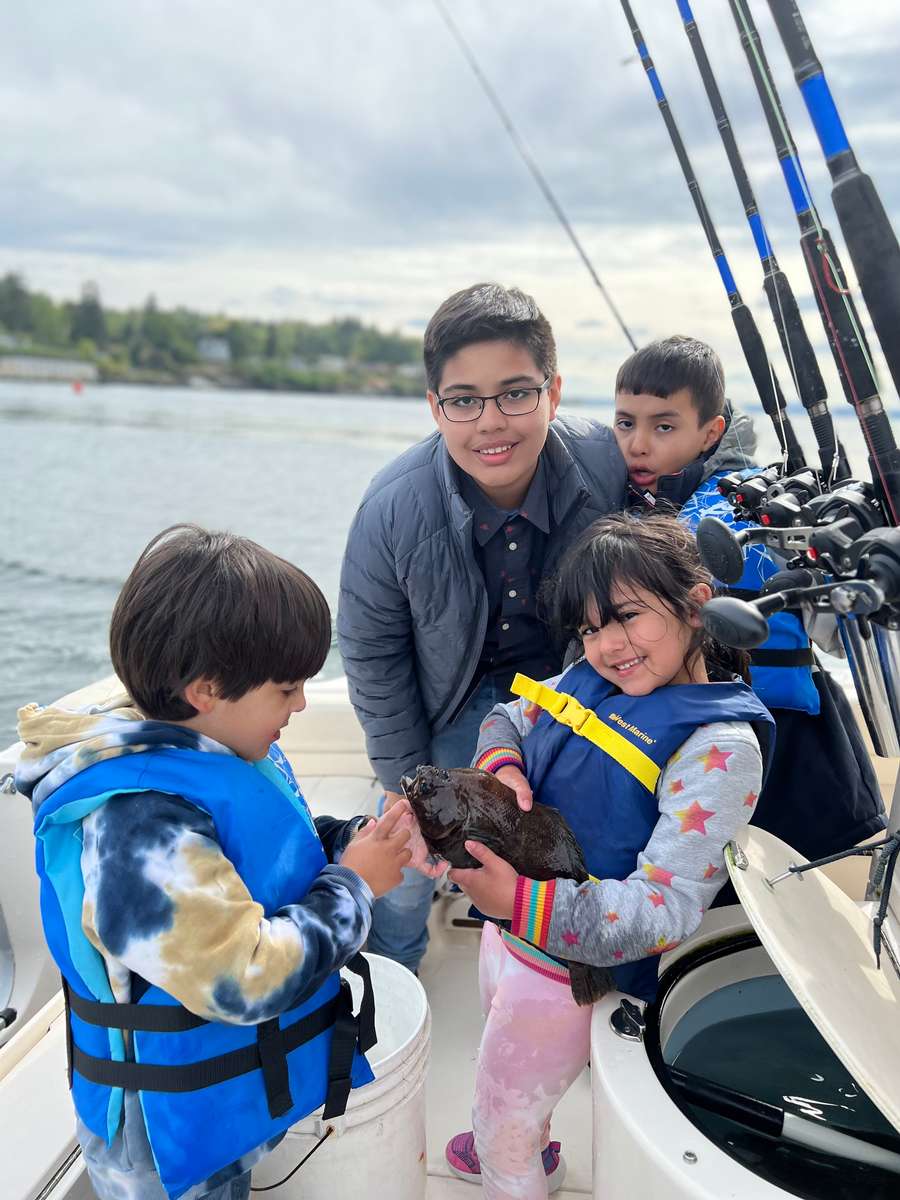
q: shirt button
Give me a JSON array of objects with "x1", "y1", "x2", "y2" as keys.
[
  {"x1": 501, "y1": 622, "x2": 510, "y2": 631},
  {"x1": 508, "y1": 589, "x2": 517, "y2": 598},
  {"x1": 508, "y1": 541, "x2": 518, "y2": 551}
]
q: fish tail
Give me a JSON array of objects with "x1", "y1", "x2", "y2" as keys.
[{"x1": 569, "y1": 963, "x2": 616, "y2": 1006}]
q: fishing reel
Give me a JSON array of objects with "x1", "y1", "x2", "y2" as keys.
[
  {"x1": 805, "y1": 482, "x2": 887, "y2": 574},
  {"x1": 717, "y1": 466, "x2": 823, "y2": 524},
  {"x1": 700, "y1": 526, "x2": 900, "y2": 651},
  {"x1": 697, "y1": 479, "x2": 886, "y2": 585}
]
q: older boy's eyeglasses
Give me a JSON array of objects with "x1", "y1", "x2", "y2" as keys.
[{"x1": 436, "y1": 378, "x2": 551, "y2": 423}]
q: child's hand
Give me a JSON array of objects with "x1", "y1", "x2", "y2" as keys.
[
  {"x1": 400, "y1": 802, "x2": 449, "y2": 880},
  {"x1": 495, "y1": 765, "x2": 534, "y2": 812},
  {"x1": 448, "y1": 841, "x2": 517, "y2": 919},
  {"x1": 341, "y1": 802, "x2": 412, "y2": 897}
]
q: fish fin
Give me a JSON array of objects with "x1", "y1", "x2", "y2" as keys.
[{"x1": 569, "y1": 963, "x2": 616, "y2": 1006}]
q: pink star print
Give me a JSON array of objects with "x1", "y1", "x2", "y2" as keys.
[
  {"x1": 669, "y1": 778, "x2": 685, "y2": 795},
  {"x1": 614, "y1": 950, "x2": 624, "y2": 960},
  {"x1": 743, "y1": 790, "x2": 758, "y2": 808},
  {"x1": 643, "y1": 862, "x2": 674, "y2": 887},
  {"x1": 699, "y1": 745, "x2": 732, "y2": 773},
  {"x1": 606, "y1": 911, "x2": 619, "y2": 923},
  {"x1": 703, "y1": 863, "x2": 719, "y2": 879},
  {"x1": 649, "y1": 891, "x2": 666, "y2": 908},
  {"x1": 675, "y1": 800, "x2": 715, "y2": 835},
  {"x1": 562, "y1": 931, "x2": 580, "y2": 946}
]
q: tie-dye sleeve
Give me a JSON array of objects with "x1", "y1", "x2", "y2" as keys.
[{"x1": 81, "y1": 790, "x2": 373, "y2": 1024}]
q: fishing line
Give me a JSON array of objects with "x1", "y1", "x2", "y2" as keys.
[{"x1": 431, "y1": 0, "x2": 637, "y2": 350}]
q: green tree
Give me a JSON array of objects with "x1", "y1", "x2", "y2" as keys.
[
  {"x1": 70, "y1": 282, "x2": 107, "y2": 347},
  {"x1": 29, "y1": 291, "x2": 70, "y2": 346},
  {"x1": 226, "y1": 320, "x2": 256, "y2": 362},
  {"x1": 0, "y1": 272, "x2": 32, "y2": 334}
]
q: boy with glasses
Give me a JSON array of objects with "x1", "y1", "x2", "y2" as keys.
[{"x1": 337, "y1": 282, "x2": 626, "y2": 974}]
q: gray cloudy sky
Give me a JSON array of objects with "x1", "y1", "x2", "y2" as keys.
[{"x1": 3, "y1": 0, "x2": 900, "y2": 399}]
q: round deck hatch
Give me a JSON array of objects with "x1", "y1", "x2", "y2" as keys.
[{"x1": 726, "y1": 826, "x2": 900, "y2": 1137}]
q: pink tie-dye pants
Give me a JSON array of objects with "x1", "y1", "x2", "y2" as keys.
[{"x1": 472, "y1": 922, "x2": 593, "y2": 1199}]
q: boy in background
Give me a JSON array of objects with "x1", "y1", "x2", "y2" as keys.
[
  {"x1": 338, "y1": 283, "x2": 626, "y2": 974},
  {"x1": 612, "y1": 335, "x2": 884, "y2": 874},
  {"x1": 17, "y1": 524, "x2": 425, "y2": 1200}
]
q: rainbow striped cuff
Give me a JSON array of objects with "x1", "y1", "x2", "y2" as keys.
[
  {"x1": 512, "y1": 876, "x2": 556, "y2": 949},
  {"x1": 474, "y1": 746, "x2": 525, "y2": 774},
  {"x1": 500, "y1": 930, "x2": 570, "y2": 985}
]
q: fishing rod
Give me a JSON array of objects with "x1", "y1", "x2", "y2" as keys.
[
  {"x1": 430, "y1": 0, "x2": 637, "y2": 350},
  {"x1": 767, "y1": 0, "x2": 900, "y2": 402},
  {"x1": 729, "y1": 0, "x2": 900, "y2": 525},
  {"x1": 619, "y1": 0, "x2": 806, "y2": 472},
  {"x1": 673, "y1": 0, "x2": 847, "y2": 484}
]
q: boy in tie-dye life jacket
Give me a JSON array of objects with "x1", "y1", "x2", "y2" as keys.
[{"x1": 17, "y1": 524, "x2": 433, "y2": 1200}]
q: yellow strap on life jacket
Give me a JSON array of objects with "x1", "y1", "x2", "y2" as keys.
[{"x1": 511, "y1": 672, "x2": 660, "y2": 794}]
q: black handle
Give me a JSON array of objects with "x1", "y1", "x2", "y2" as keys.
[{"x1": 762, "y1": 267, "x2": 826, "y2": 407}]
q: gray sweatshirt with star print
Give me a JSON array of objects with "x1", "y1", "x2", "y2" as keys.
[{"x1": 472, "y1": 667, "x2": 763, "y2": 969}]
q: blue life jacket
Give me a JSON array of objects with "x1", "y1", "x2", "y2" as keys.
[
  {"x1": 680, "y1": 472, "x2": 820, "y2": 715},
  {"x1": 521, "y1": 661, "x2": 774, "y2": 1001},
  {"x1": 33, "y1": 743, "x2": 375, "y2": 1200}
]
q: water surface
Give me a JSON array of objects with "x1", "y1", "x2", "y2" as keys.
[{"x1": 0, "y1": 380, "x2": 879, "y2": 748}]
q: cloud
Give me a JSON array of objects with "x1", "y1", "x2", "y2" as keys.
[{"x1": 0, "y1": 0, "x2": 898, "y2": 395}]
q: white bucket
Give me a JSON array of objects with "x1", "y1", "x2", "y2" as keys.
[{"x1": 250, "y1": 953, "x2": 431, "y2": 1200}]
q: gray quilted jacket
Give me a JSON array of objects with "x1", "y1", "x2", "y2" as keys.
[{"x1": 337, "y1": 414, "x2": 627, "y2": 790}]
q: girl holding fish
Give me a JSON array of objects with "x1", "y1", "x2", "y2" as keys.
[{"x1": 435, "y1": 513, "x2": 774, "y2": 1198}]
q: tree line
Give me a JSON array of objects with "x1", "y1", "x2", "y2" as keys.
[{"x1": 0, "y1": 273, "x2": 425, "y2": 393}]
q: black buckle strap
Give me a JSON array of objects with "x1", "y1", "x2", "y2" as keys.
[
  {"x1": 61, "y1": 978, "x2": 74, "y2": 1089},
  {"x1": 257, "y1": 1018, "x2": 293, "y2": 1119},
  {"x1": 322, "y1": 952, "x2": 377, "y2": 1120},
  {"x1": 69, "y1": 994, "x2": 339, "y2": 1094},
  {"x1": 66, "y1": 983, "x2": 209, "y2": 1032},
  {"x1": 347, "y1": 952, "x2": 377, "y2": 1054},
  {"x1": 65, "y1": 952, "x2": 378, "y2": 1122},
  {"x1": 322, "y1": 980, "x2": 358, "y2": 1120},
  {"x1": 749, "y1": 646, "x2": 815, "y2": 667}
]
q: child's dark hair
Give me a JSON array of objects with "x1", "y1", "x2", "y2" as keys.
[
  {"x1": 110, "y1": 524, "x2": 331, "y2": 720},
  {"x1": 615, "y1": 335, "x2": 725, "y2": 424},
  {"x1": 423, "y1": 283, "x2": 557, "y2": 392},
  {"x1": 548, "y1": 513, "x2": 749, "y2": 683}
]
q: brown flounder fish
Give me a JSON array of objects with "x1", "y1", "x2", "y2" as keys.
[{"x1": 401, "y1": 764, "x2": 614, "y2": 1005}]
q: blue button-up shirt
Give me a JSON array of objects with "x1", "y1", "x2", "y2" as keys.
[{"x1": 459, "y1": 460, "x2": 561, "y2": 702}]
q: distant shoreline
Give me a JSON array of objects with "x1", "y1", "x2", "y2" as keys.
[
  {"x1": 0, "y1": 372, "x2": 611, "y2": 408},
  {"x1": 0, "y1": 354, "x2": 426, "y2": 398}
]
